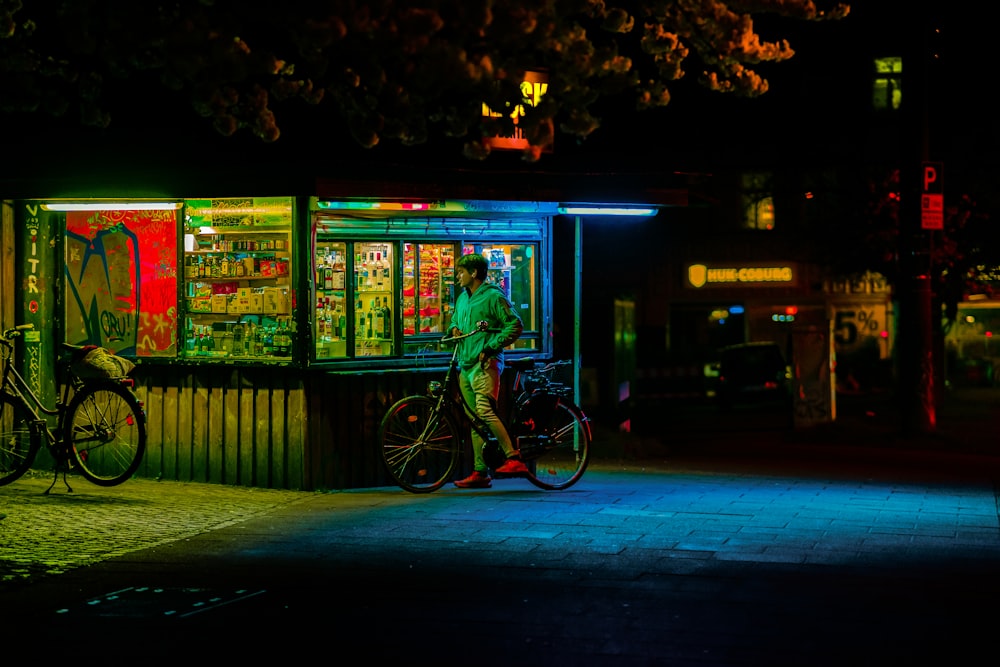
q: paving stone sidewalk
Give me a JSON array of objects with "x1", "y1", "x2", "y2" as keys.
[{"x1": 0, "y1": 470, "x2": 311, "y2": 588}]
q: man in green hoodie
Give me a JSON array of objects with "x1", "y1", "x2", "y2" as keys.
[{"x1": 449, "y1": 252, "x2": 526, "y2": 488}]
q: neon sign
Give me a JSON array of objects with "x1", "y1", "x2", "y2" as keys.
[
  {"x1": 687, "y1": 263, "x2": 795, "y2": 288},
  {"x1": 482, "y1": 71, "x2": 549, "y2": 151}
]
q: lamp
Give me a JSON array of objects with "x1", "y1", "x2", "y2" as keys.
[
  {"x1": 557, "y1": 205, "x2": 658, "y2": 217},
  {"x1": 42, "y1": 202, "x2": 183, "y2": 212}
]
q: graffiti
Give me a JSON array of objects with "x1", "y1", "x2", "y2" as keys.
[
  {"x1": 99, "y1": 309, "x2": 134, "y2": 344},
  {"x1": 64, "y1": 225, "x2": 140, "y2": 353},
  {"x1": 26, "y1": 339, "x2": 41, "y2": 398},
  {"x1": 64, "y1": 209, "x2": 178, "y2": 357},
  {"x1": 19, "y1": 204, "x2": 45, "y2": 396}
]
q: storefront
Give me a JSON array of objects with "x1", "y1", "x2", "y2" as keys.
[
  {"x1": 2, "y1": 190, "x2": 671, "y2": 490},
  {"x1": 631, "y1": 259, "x2": 895, "y2": 429}
]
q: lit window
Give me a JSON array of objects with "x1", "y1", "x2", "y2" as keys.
[
  {"x1": 873, "y1": 57, "x2": 902, "y2": 111},
  {"x1": 741, "y1": 172, "x2": 775, "y2": 230}
]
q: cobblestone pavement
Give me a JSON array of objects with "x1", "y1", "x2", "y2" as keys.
[{"x1": 0, "y1": 470, "x2": 311, "y2": 588}]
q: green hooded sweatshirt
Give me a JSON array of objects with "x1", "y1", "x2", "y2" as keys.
[{"x1": 449, "y1": 282, "x2": 523, "y2": 371}]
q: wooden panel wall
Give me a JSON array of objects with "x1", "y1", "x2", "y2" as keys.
[
  {"x1": 128, "y1": 364, "x2": 512, "y2": 491},
  {"x1": 305, "y1": 368, "x2": 441, "y2": 490},
  {"x1": 132, "y1": 365, "x2": 306, "y2": 489}
]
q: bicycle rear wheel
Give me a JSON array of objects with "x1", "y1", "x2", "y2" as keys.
[
  {"x1": 379, "y1": 395, "x2": 460, "y2": 493},
  {"x1": 0, "y1": 393, "x2": 41, "y2": 486},
  {"x1": 64, "y1": 382, "x2": 146, "y2": 486},
  {"x1": 517, "y1": 396, "x2": 591, "y2": 491}
]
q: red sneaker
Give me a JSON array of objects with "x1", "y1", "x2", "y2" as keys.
[
  {"x1": 494, "y1": 458, "x2": 528, "y2": 475},
  {"x1": 454, "y1": 470, "x2": 492, "y2": 488}
]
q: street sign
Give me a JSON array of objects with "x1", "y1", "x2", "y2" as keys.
[{"x1": 921, "y1": 162, "x2": 944, "y2": 230}]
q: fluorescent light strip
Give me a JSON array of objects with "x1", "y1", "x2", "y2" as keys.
[
  {"x1": 557, "y1": 206, "x2": 658, "y2": 217},
  {"x1": 317, "y1": 201, "x2": 430, "y2": 211},
  {"x1": 43, "y1": 202, "x2": 183, "y2": 212}
]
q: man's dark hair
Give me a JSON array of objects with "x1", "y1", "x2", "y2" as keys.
[{"x1": 457, "y1": 252, "x2": 488, "y2": 281}]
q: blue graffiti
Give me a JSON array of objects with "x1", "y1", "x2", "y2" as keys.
[{"x1": 64, "y1": 226, "x2": 141, "y2": 355}]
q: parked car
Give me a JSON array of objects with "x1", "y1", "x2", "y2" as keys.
[{"x1": 714, "y1": 342, "x2": 792, "y2": 410}]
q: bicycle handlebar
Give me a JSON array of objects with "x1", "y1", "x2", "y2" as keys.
[
  {"x1": 439, "y1": 320, "x2": 499, "y2": 344},
  {"x1": 0, "y1": 323, "x2": 35, "y2": 342}
]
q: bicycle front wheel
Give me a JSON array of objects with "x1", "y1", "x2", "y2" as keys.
[
  {"x1": 64, "y1": 382, "x2": 146, "y2": 486},
  {"x1": 379, "y1": 395, "x2": 460, "y2": 493},
  {"x1": 0, "y1": 393, "x2": 41, "y2": 486},
  {"x1": 518, "y1": 396, "x2": 591, "y2": 491}
]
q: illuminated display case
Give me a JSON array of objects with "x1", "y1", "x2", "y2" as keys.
[
  {"x1": 403, "y1": 243, "x2": 454, "y2": 337},
  {"x1": 465, "y1": 243, "x2": 538, "y2": 334},
  {"x1": 354, "y1": 242, "x2": 394, "y2": 357},
  {"x1": 181, "y1": 197, "x2": 297, "y2": 363},
  {"x1": 312, "y1": 240, "x2": 394, "y2": 359},
  {"x1": 310, "y1": 198, "x2": 550, "y2": 365}
]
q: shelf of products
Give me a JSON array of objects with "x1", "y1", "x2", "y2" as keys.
[
  {"x1": 403, "y1": 243, "x2": 454, "y2": 336},
  {"x1": 182, "y1": 226, "x2": 295, "y2": 362}
]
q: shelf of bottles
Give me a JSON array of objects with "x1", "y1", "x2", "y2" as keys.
[
  {"x1": 314, "y1": 241, "x2": 394, "y2": 359},
  {"x1": 354, "y1": 242, "x2": 394, "y2": 357},
  {"x1": 314, "y1": 241, "x2": 348, "y2": 359},
  {"x1": 181, "y1": 197, "x2": 296, "y2": 362}
]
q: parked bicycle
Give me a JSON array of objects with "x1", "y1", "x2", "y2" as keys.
[
  {"x1": 378, "y1": 321, "x2": 591, "y2": 493},
  {"x1": 0, "y1": 324, "x2": 147, "y2": 493}
]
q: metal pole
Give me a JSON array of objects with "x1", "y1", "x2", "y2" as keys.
[{"x1": 574, "y1": 215, "x2": 582, "y2": 407}]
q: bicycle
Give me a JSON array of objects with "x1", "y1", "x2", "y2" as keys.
[
  {"x1": 0, "y1": 324, "x2": 147, "y2": 493},
  {"x1": 378, "y1": 321, "x2": 591, "y2": 493}
]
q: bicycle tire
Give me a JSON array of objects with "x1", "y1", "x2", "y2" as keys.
[
  {"x1": 0, "y1": 393, "x2": 41, "y2": 486},
  {"x1": 64, "y1": 381, "x2": 146, "y2": 486},
  {"x1": 517, "y1": 396, "x2": 591, "y2": 491},
  {"x1": 379, "y1": 395, "x2": 461, "y2": 493}
]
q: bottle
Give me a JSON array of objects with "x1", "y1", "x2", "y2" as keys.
[
  {"x1": 233, "y1": 324, "x2": 244, "y2": 356},
  {"x1": 381, "y1": 298, "x2": 392, "y2": 339},
  {"x1": 251, "y1": 324, "x2": 262, "y2": 357},
  {"x1": 366, "y1": 302, "x2": 374, "y2": 338},
  {"x1": 373, "y1": 297, "x2": 384, "y2": 337},
  {"x1": 316, "y1": 299, "x2": 326, "y2": 340},
  {"x1": 338, "y1": 309, "x2": 347, "y2": 341},
  {"x1": 275, "y1": 322, "x2": 287, "y2": 356},
  {"x1": 356, "y1": 302, "x2": 365, "y2": 338},
  {"x1": 332, "y1": 251, "x2": 345, "y2": 289},
  {"x1": 263, "y1": 326, "x2": 274, "y2": 356},
  {"x1": 375, "y1": 252, "x2": 384, "y2": 289}
]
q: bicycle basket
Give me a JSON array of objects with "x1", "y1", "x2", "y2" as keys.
[{"x1": 71, "y1": 345, "x2": 136, "y2": 379}]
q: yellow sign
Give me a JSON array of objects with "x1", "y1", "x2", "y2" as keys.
[
  {"x1": 483, "y1": 71, "x2": 549, "y2": 151},
  {"x1": 687, "y1": 263, "x2": 795, "y2": 288}
]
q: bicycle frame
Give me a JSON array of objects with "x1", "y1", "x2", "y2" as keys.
[
  {"x1": 0, "y1": 335, "x2": 68, "y2": 449},
  {"x1": 432, "y1": 331, "x2": 585, "y2": 463},
  {"x1": 428, "y1": 329, "x2": 498, "y2": 445},
  {"x1": 379, "y1": 322, "x2": 591, "y2": 493},
  {"x1": 1, "y1": 326, "x2": 148, "y2": 492}
]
